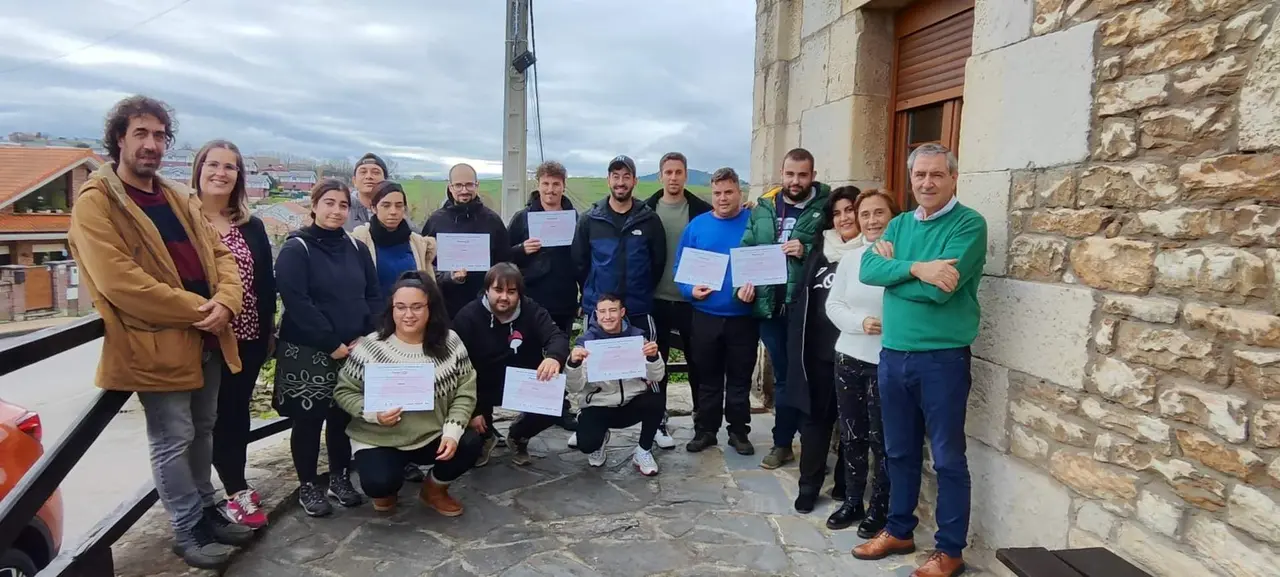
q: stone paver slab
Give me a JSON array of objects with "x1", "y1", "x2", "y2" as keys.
[{"x1": 569, "y1": 539, "x2": 697, "y2": 577}]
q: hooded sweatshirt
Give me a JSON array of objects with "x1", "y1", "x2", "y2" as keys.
[
  {"x1": 566, "y1": 317, "x2": 665, "y2": 409},
  {"x1": 422, "y1": 195, "x2": 511, "y2": 319},
  {"x1": 507, "y1": 194, "x2": 580, "y2": 317},
  {"x1": 275, "y1": 224, "x2": 382, "y2": 354},
  {"x1": 451, "y1": 293, "x2": 570, "y2": 417}
]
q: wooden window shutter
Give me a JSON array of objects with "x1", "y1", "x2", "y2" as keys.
[{"x1": 892, "y1": 0, "x2": 974, "y2": 110}]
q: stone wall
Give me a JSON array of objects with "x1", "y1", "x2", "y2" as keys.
[
  {"x1": 752, "y1": 0, "x2": 894, "y2": 198},
  {"x1": 975, "y1": 0, "x2": 1280, "y2": 574},
  {"x1": 753, "y1": 0, "x2": 1280, "y2": 574}
]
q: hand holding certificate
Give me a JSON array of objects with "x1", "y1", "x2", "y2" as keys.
[
  {"x1": 364, "y1": 363, "x2": 435, "y2": 413},
  {"x1": 730, "y1": 245, "x2": 788, "y2": 287},
  {"x1": 527, "y1": 210, "x2": 577, "y2": 247},
  {"x1": 501, "y1": 367, "x2": 566, "y2": 416},
  {"x1": 674, "y1": 247, "x2": 729, "y2": 290},
  {"x1": 437, "y1": 233, "x2": 491, "y2": 271},
  {"x1": 584, "y1": 336, "x2": 647, "y2": 381}
]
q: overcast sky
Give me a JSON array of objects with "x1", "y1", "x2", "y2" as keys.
[{"x1": 0, "y1": 0, "x2": 756, "y2": 179}]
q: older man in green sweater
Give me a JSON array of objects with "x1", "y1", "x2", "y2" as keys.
[{"x1": 851, "y1": 144, "x2": 986, "y2": 577}]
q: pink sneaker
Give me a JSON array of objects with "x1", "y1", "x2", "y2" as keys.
[{"x1": 222, "y1": 490, "x2": 268, "y2": 529}]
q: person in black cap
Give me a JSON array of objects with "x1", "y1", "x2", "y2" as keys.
[
  {"x1": 346, "y1": 152, "x2": 414, "y2": 233},
  {"x1": 571, "y1": 155, "x2": 666, "y2": 341}
]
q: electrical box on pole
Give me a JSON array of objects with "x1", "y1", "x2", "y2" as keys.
[{"x1": 500, "y1": 0, "x2": 530, "y2": 223}]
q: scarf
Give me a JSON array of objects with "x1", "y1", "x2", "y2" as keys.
[
  {"x1": 369, "y1": 217, "x2": 412, "y2": 247},
  {"x1": 822, "y1": 228, "x2": 864, "y2": 263}
]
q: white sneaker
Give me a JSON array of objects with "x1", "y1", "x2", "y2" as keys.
[
  {"x1": 567, "y1": 432, "x2": 578, "y2": 448},
  {"x1": 588, "y1": 431, "x2": 609, "y2": 467},
  {"x1": 653, "y1": 425, "x2": 676, "y2": 450},
  {"x1": 633, "y1": 447, "x2": 659, "y2": 476}
]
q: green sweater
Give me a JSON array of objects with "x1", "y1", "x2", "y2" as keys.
[
  {"x1": 858, "y1": 202, "x2": 987, "y2": 352},
  {"x1": 334, "y1": 331, "x2": 477, "y2": 449}
]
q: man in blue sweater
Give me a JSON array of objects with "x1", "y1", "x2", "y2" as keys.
[{"x1": 675, "y1": 168, "x2": 760, "y2": 455}]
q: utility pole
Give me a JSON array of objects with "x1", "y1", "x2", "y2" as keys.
[{"x1": 500, "y1": 0, "x2": 530, "y2": 223}]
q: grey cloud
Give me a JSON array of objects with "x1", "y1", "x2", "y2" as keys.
[{"x1": 0, "y1": 0, "x2": 754, "y2": 179}]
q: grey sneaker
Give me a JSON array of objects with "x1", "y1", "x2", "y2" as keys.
[
  {"x1": 299, "y1": 482, "x2": 333, "y2": 517},
  {"x1": 172, "y1": 522, "x2": 234, "y2": 569},
  {"x1": 512, "y1": 439, "x2": 532, "y2": 466},
  {"x1": 729, "y1": 432, "x2": 756, "y2": 456},
  {"x1": 477, "y1": 434, "x2": 499, "y2": 467},
  {"x1": 327, "y1": 470, "x2": 364, "y2": 507},
  {"x1": 588, "y1": 430, "x2": 610, "y2": 467},
  {"x1": 203, "y1": 504, "x2": 253, "y2": 545},
  {"x1": 759, "y1": 446, "x2": 792, "y2": 468}
]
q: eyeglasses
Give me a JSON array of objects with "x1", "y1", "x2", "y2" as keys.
[
  {"x1": 393, "y1": 304, "x2": 427, "y2": 313},
  {"x1": 450, "y1": 182, "x2": 478, "y2": 191}
]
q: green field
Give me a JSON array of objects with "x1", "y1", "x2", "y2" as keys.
[{"x1": 402, "y1": 178, "x2": 711, "y2": 224}]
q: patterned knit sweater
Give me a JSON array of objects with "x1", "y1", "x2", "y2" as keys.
[{"x1": 334, "y1": 330, "x2": 477, "y2": 450}]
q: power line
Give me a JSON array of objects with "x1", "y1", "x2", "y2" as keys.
[
  {"x1": 0, "y1": 0, "x2": 197, "y2": 76},
  {"x1": 529, "y1": 0, "x2": 545, "y2": 165}
]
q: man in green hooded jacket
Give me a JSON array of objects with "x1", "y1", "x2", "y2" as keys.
[{"x1": 742, "y1": 148, "x2": 831, "y2": 470}]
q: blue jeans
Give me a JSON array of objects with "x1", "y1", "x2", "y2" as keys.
[
  {"x1": 760, "y1": 316, "x2": 800, "y2": 448},
  {"x1": 137, "y1": 350, "x2": 222, "y2": 541},
  {"x1": 878, "y1": 347, "x2": 972, "y2": 558}
]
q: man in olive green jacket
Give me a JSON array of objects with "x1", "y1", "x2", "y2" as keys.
[{"x1": 743, "y1": 148, "x2": 831, "y2": 470}]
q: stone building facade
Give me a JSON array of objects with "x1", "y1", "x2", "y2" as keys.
[{"x1": 753, "y1": 0, "x2": 1280, "y2": 575}]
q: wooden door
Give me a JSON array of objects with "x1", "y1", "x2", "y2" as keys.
[
  {"x1": 886, "y1": 0, "x2": 974, "y2": 210},
  {"x1": 24, "y1": 266, "x2": 52, "y2": 311}
]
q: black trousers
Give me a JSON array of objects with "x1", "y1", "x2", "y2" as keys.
[
  {"x1": 689, "y1": 310, "x2": 759, "y2": 435},
  {"x1": 290, "y1": 404, "x2": 352, "y2": 484},
  {"x1": 797, "y1": 355, "x2": 848, "y2": 497},
  {"x1": 212, "y1": 338, "x2": 270, "y2": 495},
  {"x1": 353, "y1": 431, "x2": 484, "y2": 498},
  {"x1": 836, "y1": 353, "x2": 890, "y2": 510},
  {"x1": 508, "y1": 411, "x2": 561, "y2": 442},
  {"x1": 576, "y1": 392, "x2": 666, "y2": 452},
  {"x1": 652, "y1": 299, "x2": 700, "y2": 415}
]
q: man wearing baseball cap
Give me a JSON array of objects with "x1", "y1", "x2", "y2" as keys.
[
  {"x1": 571, "y1": 155, "x2": 666, "y2": 341},
  {"x1": 345, "y1": 152, "x2": 414, "y2": 232}
]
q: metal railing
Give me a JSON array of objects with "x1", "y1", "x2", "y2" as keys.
[{"x1": 0, "y1": 315, "x2": 690, "y2": 576}]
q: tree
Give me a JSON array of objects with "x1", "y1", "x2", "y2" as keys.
[{"x1": 385, "y1": 158, "x2": 400, "y2": 180}]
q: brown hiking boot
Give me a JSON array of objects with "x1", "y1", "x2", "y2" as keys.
[
  {"x1": 912, "y1": 551, "x2": 965, "y2": 577},
  {"x1": 420, "y1": 479, "x2": 463, "y2": 517},
  {"x1": 372, "y1": 496, "x2": 397, "y2": 513},
  {"x1": 852, "y1": 530, "x2": 916, "y2": 560}
]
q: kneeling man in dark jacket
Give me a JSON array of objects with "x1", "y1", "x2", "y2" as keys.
[{"x1": 452, "y1": 263, "x2": 569, "y2": 467}]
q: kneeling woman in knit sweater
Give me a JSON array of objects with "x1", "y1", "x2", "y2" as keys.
[{"x1": 333, "y1": 273, "x2": 482, "y2": 515}]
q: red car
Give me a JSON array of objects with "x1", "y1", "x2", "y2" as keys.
[{"x1": 0, "y1": 398, "x2": 63, "y2": 577}]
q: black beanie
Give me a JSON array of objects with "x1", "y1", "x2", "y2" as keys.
[{"x1": 354, "y1": 152, "x2": 389, "y2": 176}]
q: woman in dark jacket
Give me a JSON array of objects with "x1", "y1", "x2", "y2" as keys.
[
  {"x1": 193, "y1": 140, "x2": 277, "y2": 530},
  {"x1": 784, "y1": 186, "x2": 865, "y2": 520},
  {"x1": 274, "y1": 179, "x2": 382, "y2": 518}
]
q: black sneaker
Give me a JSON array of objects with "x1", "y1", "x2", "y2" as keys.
[
  {"x1": 299, "y1": 482, "x2": 333, "y2": 517},
  {"x1": 827, "y1": 501, "x2": 865, "y2": 530},
  {"x1": 858, "y1": 505, "x2": 888, "y2": 539},
  {"x1": 203, "y1": 504, "x2": 254, "y2": 545},
  {"x1": 794, "y1": 493, "x2": 817, "y2": 514},
  {"x1": 685, "y1": 431, "x2": 718, "y2": 452},
  {"x1": 172, "y1": 522, "x2": 234, "y2": 569},
  {"x1": 559, "y1": 411, "x2": 579, "y2": 432},
  {"x1": 728, "y1": 432, "x2": 755, "y2": 455},
  {"x1": 404, "y1": 463, "x2": 426, "y2": 482},
  {"x1": 327, "y1": 470, "x2": 364, "y2": 507}
]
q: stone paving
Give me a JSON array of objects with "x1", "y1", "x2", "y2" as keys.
[{"x1": 224, "y1": 415, "x2": 998, "y2": 577}]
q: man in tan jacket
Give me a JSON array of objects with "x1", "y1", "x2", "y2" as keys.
[{"x1": 68, "y1": 96, "x2": 249, "y2": 570}]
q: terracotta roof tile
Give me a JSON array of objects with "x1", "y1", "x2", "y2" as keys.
[
  {"x1": 0, "y1": 213, "x2": 72, "y2": 234},
  {"x1": 0, "y1": 147, "x2": 100, "y2": 206}
]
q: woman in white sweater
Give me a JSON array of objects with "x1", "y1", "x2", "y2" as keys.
[{"x1": 823, "y1": 189, "x2": 900, "y2": 538}]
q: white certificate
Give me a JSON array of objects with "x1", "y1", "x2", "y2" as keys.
[
  {"x1": 730, "y1": 245, "x2": 789, "y2": 287},
  {"x1": 673, "y1": 247, "x2": 729, "y2": 289},
  {"x1": 500, "y1": 367, "x2": 566, "y2": 417},
  {"x1": 363, "y1": 363, "x2": 435, "y2": 412},
  {"x1": 585, "y1": 336, "x2": 647, "y2": 381},
  {"x1": 527, "y1": 210, "x2": 577, "y2": 247},
  {"x1": 436, "y1": 233, "x2": 491, "y2": 271}
]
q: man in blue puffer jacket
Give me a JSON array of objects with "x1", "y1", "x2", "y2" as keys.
[{"x1": 571, "y1": 155, "x2": 666, "y2": 339}]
